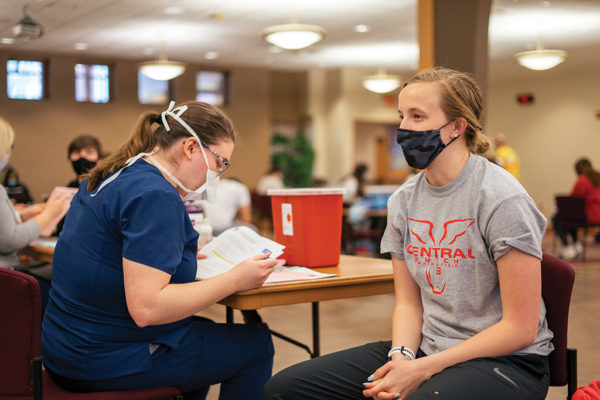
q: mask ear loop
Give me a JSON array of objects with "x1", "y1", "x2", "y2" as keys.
[{"x1": 90, "y1": 147, "x2": 158, "y2": 197}]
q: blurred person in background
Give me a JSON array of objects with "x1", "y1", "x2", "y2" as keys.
[
  {"x1": 0, "y1": 116, "x2": 68, "y2": 314},
  {"x1": 67, "y1": 134, "x2": 103, "y2": 188},
  {"x1": 494, "y1": 132, "x2": 520, "y2": 180},
  {"x1": 3, "y1": 165, "x2": 33, "y2": 204},
  {"x1": 552, "y1": 157, "x2": 600, "y2": 259},
  {"x1": 201, "y1": 177, "x2": 253, "y2": 236},
  {"x1": 341, "y1": 163, "x2": 369, "y2": 204}
]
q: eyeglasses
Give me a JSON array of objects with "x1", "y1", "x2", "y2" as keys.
[{"x1": 203, "y1": 143, "x2": 230, "y2": 176}]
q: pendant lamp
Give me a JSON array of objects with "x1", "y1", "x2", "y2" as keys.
[
  {"x1": 262, "y1": 19, "x2": 325, "y2": 50},
  {"x1": 361, "y1": 68, "x2": 401, "y2": 94},
  {"x1": 139, "y1": 44, "x2": 186, "y2": 80},
  {"x1": 514, "y1": 33, "x2": 567, "y2": 71}
]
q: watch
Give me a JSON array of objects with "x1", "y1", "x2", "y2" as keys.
[{"x1": 387, "y1": 346, "x2": 416, "y2": 361}]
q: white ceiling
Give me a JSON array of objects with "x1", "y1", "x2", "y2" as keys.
[{"x1": 1, "y1": 0, "x2": 599, "y2": 75}]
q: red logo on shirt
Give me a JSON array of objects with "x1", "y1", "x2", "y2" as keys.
[{"x1": 406, "y1": 218, "x2": 477, "y2": 295}]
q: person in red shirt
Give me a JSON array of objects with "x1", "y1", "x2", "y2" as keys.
[{"x1": 553, "y1": 158, "x2": 600, "y2": 259}]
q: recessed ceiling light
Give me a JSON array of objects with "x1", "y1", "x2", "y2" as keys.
[
  {"x1": 74, "y1": 42, "x2": 88, "y2": 51},
  {"x1": 1, "y1": 37, "x2": 15, "y2": 45},
  {"x1": 205, "y1": 51, "x2": 219, "y2": 60},
  {"x1": 269, "y1": 46, "x2": 283, "y2": 54},
  {"x1": 354, "y1": 24, "x2": 370, "y2": 33},
  {"x1": 164, "y1": 6, "x2": 184, "y2": 15}
]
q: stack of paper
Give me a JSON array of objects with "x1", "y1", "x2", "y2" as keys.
[
  {"x1": 196, "y1": 226, "x2": 285, "y2": 279},
  {"x1": 196, "y1": 226, "x2": 336, "y2": 284}
]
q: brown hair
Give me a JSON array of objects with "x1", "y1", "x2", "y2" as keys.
[
  {"x1": 87, "y1": 101, "x2": 236, "y2": 191},
  {"x1": 67, "y1": 135, "x2": 103, "y2": 157},
  {"x1": 401, "y1": 67, "x2": 490, "y2": 155},
  {"x1": 575, "y1": 158, "x2": 599, "y2": 187}
]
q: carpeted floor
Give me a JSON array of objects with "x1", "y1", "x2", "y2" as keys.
[{"x1": 201, "y1": 230, "x2": 600, "y2": 399}]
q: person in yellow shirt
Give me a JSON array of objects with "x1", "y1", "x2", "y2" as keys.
[{"x1": 494, "y1": 132, "x2": 520, "y2": 180}]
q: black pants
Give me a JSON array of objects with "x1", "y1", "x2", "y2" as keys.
[
  {"x1": 552, "y1": 214, "x2": 578, "y2": 246},
  {"x1": 263, "y1": 341, "x2": 549, "y2": 400}
]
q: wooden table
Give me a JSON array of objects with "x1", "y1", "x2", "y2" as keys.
[
  {"x1": 220, "y1": 255, "x2": 394, "y2": 357},
  {"x1": 23, "y1": 240, "x2": 395, "y2": 358},
  {"x1": 23, "y1": 238, "x2": 57, "y2": 264}
]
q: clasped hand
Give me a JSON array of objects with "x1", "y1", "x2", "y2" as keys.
[{"x1": 362, "y1": 358, "x2": 432, "y2": 400}]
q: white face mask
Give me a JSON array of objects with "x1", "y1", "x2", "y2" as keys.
[
  {"x1": 0, "y1": 154, "x2": 8, "y2": 172},
  {"x1": 147, "y1": 155, "x2": 219, "y2": 202}
]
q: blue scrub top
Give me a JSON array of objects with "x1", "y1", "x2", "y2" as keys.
[{"x1": 42, "y1": 160, "x2": 199, "y2": 380}]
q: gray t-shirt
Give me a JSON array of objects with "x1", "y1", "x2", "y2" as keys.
[
  {"x1": 0, "y1": 185, "x2": 40, "y2": 268},
  {"x1": 381, "y1": 155, "x2": 553, "y2": 356}
]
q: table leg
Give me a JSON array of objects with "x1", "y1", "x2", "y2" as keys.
[
  {"x1": 226, "y1": 306, "x2": 233, "y2": 323},
  {"x1": 312, "y1": 302, "x2": 320, "y2": 358}
]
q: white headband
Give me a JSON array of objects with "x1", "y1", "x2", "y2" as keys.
[{"x1": 159, "y1": 101, "x2": 210, "y2": 166}]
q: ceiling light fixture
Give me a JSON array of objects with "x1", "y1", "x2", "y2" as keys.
[
  {"x1": 139, "y1": 43, "x2": 186, "y2": 81},
  {"x1": 514, "y1": 48, "x2": 567, "y2": 70},
  {"x1": 262, "y1": 22, "x2": 326, "y2": 50},
  {"x1": 514, "y1": 29, "x2": 567, "y2": 71},
  {"x1": 361, "y1": 68, "x2": 402, "y2": 94},
  {"x1": 12, "y1": 5, "x2": 44, "y2": 40}
]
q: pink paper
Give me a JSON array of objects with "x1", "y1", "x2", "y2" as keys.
[{"x1": 40, "y1": 186, "x2": 78, "y2": 237}]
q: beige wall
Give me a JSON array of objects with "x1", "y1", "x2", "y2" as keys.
[
  {"x1": 308, "y1": 67, "x2": 401, "y2": 184},
  {"x1": 309, "y1": 63, "x2": 600, "y2": 221},
  {"x1": 3, "y1": 48, "x2": 598, "y2": 217},
  {"x1": 0, "y1": 51, "x2": 274, "y2": 201},
  {"x1": 487, "y1": 65, "x2": 600, "y2": 218}
]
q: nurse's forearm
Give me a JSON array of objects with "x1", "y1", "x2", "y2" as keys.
[
  {"x1": 142, "y1": 275, "x2": 240, "y2": 326},
  {"x1": 124, "y1": 258, "x2": 239, "y2": 327}
]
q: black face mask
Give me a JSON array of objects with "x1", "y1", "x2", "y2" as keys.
[
  {"x1": 71, "y1": 157, "x2": 97, "y2": 175},
  {"x1": 396, "y1": 120, "x2": 457, "y2": 169}
]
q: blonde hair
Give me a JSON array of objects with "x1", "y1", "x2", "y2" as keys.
[
  {"x1": 88, "y1": 101, "x2": 236, "y2": 191},
  {"x1": 0, "y1": 117, "x2": 15, "y2": 159},
  {"x1": 402, "y1": 67, "x2": 491, "y2": 155}
]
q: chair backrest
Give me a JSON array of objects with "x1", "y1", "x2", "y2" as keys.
[
  {"x1": 0, "y1": 268, "x2": 41, "y2": 398},
  {"x1": 556, "y1": 196, "x2": 587, "y2": 226},
  {"x1": 541, "y1": 253, "x2": 576, "y2": 386},
  {"x1": 250, "y1": 190, "x2": 272, "y2": 221}
]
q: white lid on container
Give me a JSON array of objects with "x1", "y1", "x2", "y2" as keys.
[{"x1": 267, "y1": 188, "x2": 346, "y2": 196}]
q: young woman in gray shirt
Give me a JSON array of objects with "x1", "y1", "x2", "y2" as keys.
[{"x1": 264, "y1": 68, "x2": 552, "y2": 400}]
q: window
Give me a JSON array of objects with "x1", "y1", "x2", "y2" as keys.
[
  {"x1": 6, "y1": 60, "x2": 44, "y2": 100},
  {"x1": 75, "y1": 64, "x2": 110, "y2": 103},
  {"x1": 138, "y1": 72, "x2": 170, "y2": 105},
  {"x1": 196, "y1": 71, "x2": 228, "y2": 106}
]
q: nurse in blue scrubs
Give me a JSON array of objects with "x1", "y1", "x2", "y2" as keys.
[{"x1": 42, "y1": 101, "x2": 277, "y2": 400}]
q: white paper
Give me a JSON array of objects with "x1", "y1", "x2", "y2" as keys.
[{"x1": 196, "y1": 226, "x2": 285, "y2": 279}]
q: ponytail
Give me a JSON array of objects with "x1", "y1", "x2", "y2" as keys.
[
  {"x1": 467, "y1": 127, "x2": 491, "y2": 155},
  {"x1": 87, "y1": 111, "x2": 159, "y2": 191},
  {"x1": 87, "y1": 101, "x2": 236, "y2": 192}
]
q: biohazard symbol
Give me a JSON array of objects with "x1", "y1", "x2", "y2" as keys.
[{"x1": 407, "y1": 218, "x2": 476, "y2": 295}]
